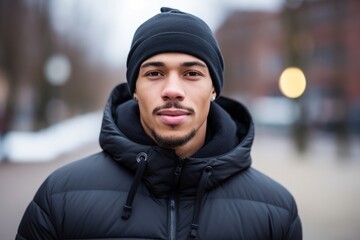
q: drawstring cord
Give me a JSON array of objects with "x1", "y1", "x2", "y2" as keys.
[
  {"x1": 188, "y1": 166, "x2": 213, "y2": 240},
  {"x1": 121, "y1": 155, "x2": 213, "y2": 240},
  {"x1": 122, "y1": 152, "x2": 148, "y2": 220}
]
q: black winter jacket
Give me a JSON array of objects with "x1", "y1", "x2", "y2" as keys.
[{"x1": 16, "y1": 83, "x2": 302, "y2": 240}]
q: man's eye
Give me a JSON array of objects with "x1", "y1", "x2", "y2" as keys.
[
  {"x1": 146, "y1": 71, "x2": 163, "y2": 77},
  {"x1": 184, "y1": 71, "x2": 202, "y2": 77}
]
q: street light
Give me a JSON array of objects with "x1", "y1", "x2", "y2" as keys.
[
  {"x1": 43, "y1": 53, "x2": 72, "y2": 124},
  {"x1": 44, "y1": 53, "x2": 71, "y2": 86},
  {"x1": 279, "y1": 67, "x2": 306, "y2": 98}
]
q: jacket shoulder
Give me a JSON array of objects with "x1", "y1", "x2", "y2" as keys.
[
  {"x1": 233, "y1": 167, "x2": 298, "y2": 219},
  {"x1": 17, "y1": 152, "x2": 134, "y2": 239},
  {"x1": 47, "y1": 151, "x2": 132, "y2": 193},
  {"x1": 201, "y1": 167, "x2": 302, "y2": 240}
]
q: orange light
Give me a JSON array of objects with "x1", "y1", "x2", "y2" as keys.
[{"x1": 279, "y1": 67, "x2": 306, "y2": 98}]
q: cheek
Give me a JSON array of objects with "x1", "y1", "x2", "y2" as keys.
[
  {"x1": 137, "y1": 93, "x2": 160, "y2": 123},
  {"x1": 194, "y1": 97, "x2": 212, "y2": 121},
  {"x1": 138, "y1": 102, "x2": 155, "y2": 131},
  {"x1": 136, "y1": 83, "x2": 161, "y2": 103},
  {"x1": 138, "y1": 101, "x2": 153, "y2": 118}
]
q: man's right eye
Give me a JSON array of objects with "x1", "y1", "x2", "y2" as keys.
[
  {"x1": 147, "y1": 71, "x2": 160, "y2": 76},
  {"x1": 145, "y1": 71, "x2": 163, "y2": 78}
]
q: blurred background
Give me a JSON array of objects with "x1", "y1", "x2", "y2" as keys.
[{"x1": 0, "y1": 0, "x2": 359, "y2": 239}]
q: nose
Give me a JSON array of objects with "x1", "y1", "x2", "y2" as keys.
[{"x1": 161, "y1": 74, "x2": 185, "y2": 101}]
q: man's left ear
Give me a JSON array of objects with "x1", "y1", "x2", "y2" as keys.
[
  {"x1": 211, "y1": 89, "x2": 216, "y2": 101},
  {"x1": 133, "y1": 92, "x2": 138, "y2": 102}
]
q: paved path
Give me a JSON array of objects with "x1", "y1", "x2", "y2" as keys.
[
  {"x1": 1, "y1": 133, "x2": 359, "y2": 240},
  {"x1": 252, "y1": 132, "x2": 360, "y2": 240},
  {"x1": 0, "y1": 143, "x2": 101, "y2": 240}
]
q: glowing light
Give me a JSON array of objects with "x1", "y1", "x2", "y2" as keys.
[
  {"x1": 44, "y1": 54, "x2": 71, "y2": 86},
  {"x1": 279, "y1": 67, "x2": 306, "y2": 98}
]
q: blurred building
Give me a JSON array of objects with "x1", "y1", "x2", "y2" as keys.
[
  {"x1": 216, "y1": 0, "x2": 360, "y2": 135},
  {"x1": 216, "y1": 11, "x2": 285, "y2": 100},
  {"x1": 285, "y1": 0, "x2": 360, "y2": 134}
]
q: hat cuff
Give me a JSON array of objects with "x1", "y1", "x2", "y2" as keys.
[{"x1": 126, "y1": 32, "x2": 223, "y2": 96}]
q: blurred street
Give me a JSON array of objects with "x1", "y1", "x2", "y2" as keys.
[
  {"x1": 252, "y1": 132, "x2": 360, "y2": 240},
  {"x1": 1, "y1": 1, "x2": 360, "y2": 239},
  {"x1": 1, "y1": 132, "x2": 359, "y2": 240}
]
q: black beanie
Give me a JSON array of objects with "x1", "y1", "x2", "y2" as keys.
[{"x1": 126, "y1": 7, "x2": 224, "y2": 97}]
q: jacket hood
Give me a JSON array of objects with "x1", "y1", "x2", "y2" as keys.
[{"x1": 99, "y1": 83, "x2": 254, "y2": 198}]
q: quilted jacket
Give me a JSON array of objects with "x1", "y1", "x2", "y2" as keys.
[{"x1": 16, "y1": 83, "x2": 302, "y2": 240}]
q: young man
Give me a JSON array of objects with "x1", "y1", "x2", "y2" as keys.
[{"x1": 16, "y1": 7, "x2": 302, "y2": 240}]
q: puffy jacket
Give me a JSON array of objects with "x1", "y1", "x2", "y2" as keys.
[{"x1": 16, "y1": 83, "x2": 302, "y2": 240}]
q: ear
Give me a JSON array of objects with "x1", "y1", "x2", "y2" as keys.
[{"x1": 133, "y1": 92, "x2": 138, "y2": 101}]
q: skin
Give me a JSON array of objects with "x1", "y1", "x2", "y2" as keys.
[{"x1": 134, "y1": 53, "x2": 216, "y2": 158}]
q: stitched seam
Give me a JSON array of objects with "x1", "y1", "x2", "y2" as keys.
[
  {"x1": 51, "y1": 189, "x2": 129, "y2": 197},
  {"x1": 207, "y1": 197, "x2": 291, "y2": 213}
]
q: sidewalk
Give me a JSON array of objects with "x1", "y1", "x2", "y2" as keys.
[
  {"x1": 0, "y1": 142, "x2": 101, "y2": 240},
  {"x1": 1, "y1": 133, "x2": 359, "y2": 240},
  {"x1": 252, "y1": 132, "x2": 360, "y2": 240}
]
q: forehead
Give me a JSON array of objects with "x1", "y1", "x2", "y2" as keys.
[{"x1": 142, "y1": 52, "x2": 207, "y2": 67}]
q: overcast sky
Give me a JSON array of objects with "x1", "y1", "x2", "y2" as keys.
[{"x1": 49, "y1": 0, "x2": 284, "y2": 66}]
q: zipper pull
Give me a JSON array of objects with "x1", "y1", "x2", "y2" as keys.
[
  {"x1": 175, "y1": 158, "x2": 185, "y2": 176},
  {"x1": 173, "y1": 158, "x2": 185, "y2": 188}
]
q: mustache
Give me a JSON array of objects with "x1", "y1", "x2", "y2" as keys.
[{"x1": 153, "y1": 101, "x2": 194, "y2": 114}]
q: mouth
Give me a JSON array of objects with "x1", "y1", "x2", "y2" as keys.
[{"x1": 156, "y1": 109, "x2": 191, "y2": 125}]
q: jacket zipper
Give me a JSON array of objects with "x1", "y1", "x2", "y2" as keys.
[
  {"x1": 168, "y1": 158, "x2": 185, "y2": 240},
  {"x1": 169, "y1": 195, "x2": 176, "y2": 240}
]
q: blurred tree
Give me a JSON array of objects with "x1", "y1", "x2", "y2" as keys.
[
  {"x1": 281, "y1": 0, "x2": 355, "y2": 157},
  {"x1": 0, "y1": 0, "x2": 53, "y2": 131},
  {"x1": 282, "y1": 0, "x2": 309, "y2": 154},
  {"x1": 0, "y1": 0, "x2": 121, "y2": 136}
]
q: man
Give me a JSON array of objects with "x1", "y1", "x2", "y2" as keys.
[{"x1": 16, "y1": 7, "x2": 302, "y2": 240}]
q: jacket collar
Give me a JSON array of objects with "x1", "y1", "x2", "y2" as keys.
[{"x1": 99, "y1": 83, "x2": 254, "y2": 197}]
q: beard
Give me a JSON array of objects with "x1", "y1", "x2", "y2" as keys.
[
  {"x1": 149, "y1": 101, "x2": 197, "y2": 149},
  {"x1": 151, "y1": 128, "x2": 196, "y2": 149}
]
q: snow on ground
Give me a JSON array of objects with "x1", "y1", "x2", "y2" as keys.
[{"x1": 2, "y1": 112, "x2": 102, "y2": 163}]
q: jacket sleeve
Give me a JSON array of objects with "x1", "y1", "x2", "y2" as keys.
[
  {"x1": 16, "y1": 177, "x2": 57, "y2": 240},
  {"x1": 285, "y1": 195, "x2": 302, "y2": 240},
  {"x1": 286, "y1": 214, "x2": 302, "y2": 240}
]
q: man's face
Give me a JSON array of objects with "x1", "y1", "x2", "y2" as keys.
[{"x1": 134, "y1": 53, "x2": 215, "y2": 156}]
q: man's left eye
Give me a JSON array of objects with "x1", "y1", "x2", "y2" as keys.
[{"x1": 185, "y1": 71, "x2": 201, "y2": 77}]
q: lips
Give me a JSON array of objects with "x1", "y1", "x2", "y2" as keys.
[{"x1": 156, "y1": 109, "x2": 190, "y2": 125}]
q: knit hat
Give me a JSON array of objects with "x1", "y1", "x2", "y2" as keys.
[{"x1": 126, "y1": 7, "x2": 224, "y2": 97}]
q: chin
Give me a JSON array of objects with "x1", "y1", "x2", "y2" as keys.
[{"x1": 151, "y1": 128, "x2": 196, "y2": 149}]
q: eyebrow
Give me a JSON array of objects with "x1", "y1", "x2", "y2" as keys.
[
  {"x1": 140, "y1": 61, "x2": 165, "y2": 68},
  {"x1": 181, "y1": 61, "x2": 207, "y2": 68},
  {"x1": 140, "y1": 61, "x2": 207, "y2": 69}
]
